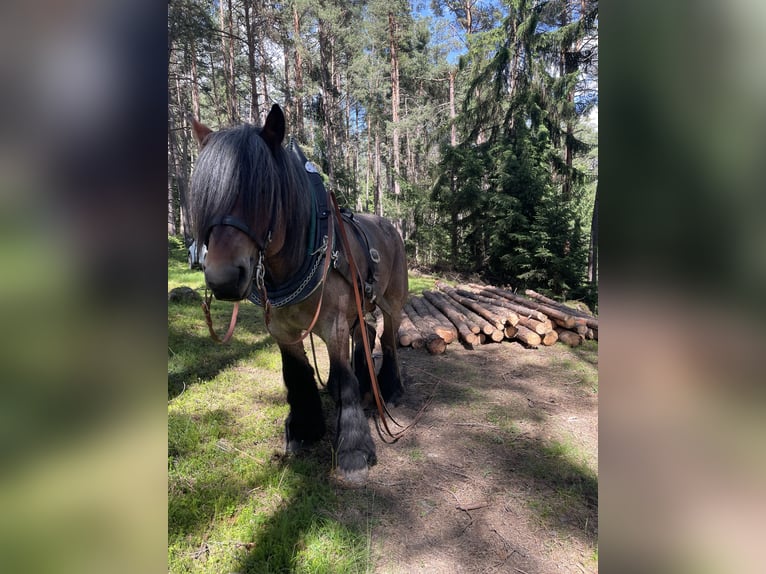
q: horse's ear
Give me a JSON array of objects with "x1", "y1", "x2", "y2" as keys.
[
  {"x1": 261, "y1": 104, "x2": 285, "y2": 150},
  {"x1": 189, "y1": 115, "x2": 213, "y2": 148}
]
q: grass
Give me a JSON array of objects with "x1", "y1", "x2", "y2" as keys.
[
  {"x1": 407, "y1": 271, "x2": 457, "y2": 295},
  {"x1": 551, "y1": 341, "x2": 599, "y2": 393},
  {"x1": 168, "y1": 237, "x2": 371, "y2": 574}
]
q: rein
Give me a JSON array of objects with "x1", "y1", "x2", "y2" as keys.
[{"x1": 201, "y1": 290, "x2": 239, "y2": 344}]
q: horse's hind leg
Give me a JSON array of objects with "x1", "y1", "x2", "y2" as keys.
[
  {"x1": 377, "y1": 311, "x2": 404, "y2": 405},
  {"x1": 352, "y1": 319, "x2": 376, "y2": 404},
  {"x1": 279, "y1": 342, "x2": 326, "y2": 453}
]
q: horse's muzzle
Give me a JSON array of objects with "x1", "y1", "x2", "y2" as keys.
[{"x1": 204, "y1": 263, "x2": 252, "y2": 301}]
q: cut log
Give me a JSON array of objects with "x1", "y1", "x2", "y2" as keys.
[
  {"x1": 466, "y1": 284, "x2": 549, "y2": 323},
  {"x1": 516, "y1": 315, "x2": 551, "y2": 335},
  {"x1": 408, "y1": 296, "x2": 457, "y2": 344},
  {"x1": 424, "y1": 333, "x2": 447, "y2": 355},
  {"x1": 439, "y1": 294, "x2": 486, "y2": 338},
  {"x1": 524, "y1": 289, "x2": 599, "y2": 330},
  {"x1": 452, "y1": 288, "x2": 520, "y2": 326},
  {"x1": 481, "y1": 286, "x2": 576, "y2": 329},
  {"x1": 486, "y1": 328, "x2": 504, "y2": 342},
  {"x1": 541, "y1": 329, "x2": 559, "y2": 346},
  {"x1": 419, "y1": 296, "x2": 460, "y2": 343},
  {"x1": 555, "y1": 327, "x2": 583, "y2": 347},
  {"x1": 504, "y1": 324, "x2": 519, "y2": 339},
  {"x1": 437, "y1": 282, "x2": 506, "y2": 330},
  {"x1": 553, "y1": 316, "x2": 589, "y2": 337},
  {"x1": 574, "y1": 318, "x2": 589, "y2": 337},
  {"x1": 422, "y1": 290, "x2": 479, "y2": 346},
  {"x1": 441, "y1": 292, "x2": 499, "y2": 336},
  {"x1": 429, "y1": 290, "x2": 481, "y2": 335},
  {"x1": 513, "y1": 325, "x2": 542, "y2": 347},
  {"x1": 398, "y1": 309, "x2": 423, "y2": 349}
]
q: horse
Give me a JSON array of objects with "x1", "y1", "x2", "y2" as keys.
[{"x1": 188, "y1": 104, "x2": 408, "y2": 485}]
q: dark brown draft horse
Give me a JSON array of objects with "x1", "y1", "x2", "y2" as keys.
[{"x1": 189, "y1": 104, "x2": 407, "y2": 485}]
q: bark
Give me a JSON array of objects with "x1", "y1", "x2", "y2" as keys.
[
  {"x1": 422, "y1": 291, "x2": 479, "y2": 346},
  {"x1": 588, "y1": 182, "x2": 599, "y2": 283},
  {"x1": 434, "y1": 291, "x2": 481, "y2": 334},
  {"x1": 292, "y1": 3, "x2": 305, "y2": 140},
  {"x1": 524, "y1": 289, "x2": 598, "y2": 329},
  {"x1": 437, "y1": 283, "x2": 504, "y2": 331},
  {"x1": 481, "y1": 286, "x2": 576, "y2": 329},
  {"x1": 467, "y1": 285, "x2": 548, "y2": 323},
  {"x1": 516, "y1": 315, "x2": 552, "y2": 336},
  {"x1": 420, "y1": 296, "x2": 460, "y2": 343},
  {"x1": 374, "y1": 126, "x2": 382, "y2": 216},
  {"x1": 243, "y1": 0, "x2": 259, "y2": 123},
  {"x1": 450, "y1": 286, "x2": 520, "y2": 326},
  {"x1": 398, "y1": 308, "x2": 424, "y2": 349},
  {"x1": 189, "y1": 40, "x2": 200, "y2": 120},
  {"x1": 449, "y1": 68, "x2": 457, "y2": 147},
  {"x1": 388, "y1": 11, "x2": 401, "y2": 197},
  {"x1": 409, "y1": 297, "x2": 457, "y2": 344}
]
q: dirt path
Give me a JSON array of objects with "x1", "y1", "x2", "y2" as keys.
[{"x1": 337, "y1": 340, "x2": 598, "y2": 573}]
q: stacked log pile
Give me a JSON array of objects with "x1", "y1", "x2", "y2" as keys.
[{"x1": 397, "y1": 282, "x2": 597, "y2": 354}]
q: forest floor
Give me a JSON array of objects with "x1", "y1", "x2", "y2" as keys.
[{"x1": 336, "y1": 340, "x2": 599, "y2": 574}]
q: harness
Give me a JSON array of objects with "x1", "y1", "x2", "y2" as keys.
[
  {"x1": 225, "y1": 139, "x2": 382, "y2": 314},
  {"x1": 247, "y1": 140, "x2": 337, "y2": 308}
]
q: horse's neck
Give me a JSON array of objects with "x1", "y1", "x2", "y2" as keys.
[{"x1": 264, "y1": 212, "x2": 309, "y2": 285}]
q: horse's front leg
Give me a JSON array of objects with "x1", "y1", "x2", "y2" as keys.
[
  {"x1": 278, "y1": 341, "x2": 326, "y2": 453},
  {"x1": 325, "y1": 330, "x2": 377, "y2": 485}
]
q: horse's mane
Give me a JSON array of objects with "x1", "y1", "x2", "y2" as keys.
[{"x1": 189, "y1": 124, "x2": 311, "y2": 249}]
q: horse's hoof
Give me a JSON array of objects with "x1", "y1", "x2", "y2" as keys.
[{"x1": 334, "y1": 467, "x2": 369, "y2": 488}]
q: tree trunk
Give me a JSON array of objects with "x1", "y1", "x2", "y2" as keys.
[
  {"x1": 292, "y1": 3, "x2": 305, "y2": 140},
  {"x1": 189, "y1": 40, "x2": 200, "y2": 120},
  {"x1": 225, "y1": 0, "x2": 237, "y2": 122},
  {"x1": 588, "y1": 182, "x2": 598, "y2": 283},
  {"x1": 449, "y1": 68, "x2": 457, "y2": 146},
  {"x1": 388, "y1": 11, "x2": 401, "y2": 198},
  {"x1": 243, "y1": 0, "x2": 259, "y2": 124},
  {"x1": 374, "y1": 126, "x2": 382, "y2": 216}
]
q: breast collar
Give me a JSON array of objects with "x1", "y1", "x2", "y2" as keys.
[{"x1": 247, "y1": 140, "x2": 336, "y2": 308}]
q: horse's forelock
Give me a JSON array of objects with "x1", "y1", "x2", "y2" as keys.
[{"x1": 189, "y1": 123, "x2": 311, "y2": 248}]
